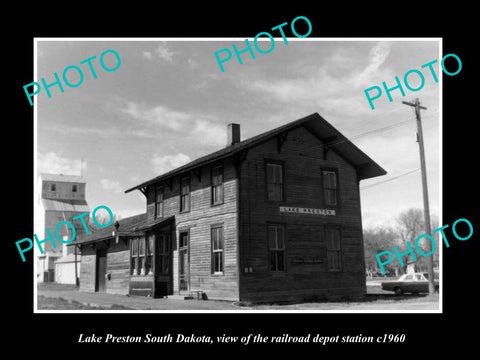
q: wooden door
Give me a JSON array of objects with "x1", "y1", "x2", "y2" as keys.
[
  {"x1": 154, "y1": 234, "x2": 172, "y2": 297},
  {"x1": 95, "y1": 250, "x2": 107, "y2": 292}
]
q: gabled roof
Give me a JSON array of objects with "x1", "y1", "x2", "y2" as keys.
[
  {"x1": 42, "y1": 198, "x2": 89, "y2": 212},
  {"x1": 40, "y1": 173, "x2": 86, "y2": 183},
  {"x1": 125, "y1": 112, "x2": 387, "y2": 193},
  {"x1": 71, "y1": 213, "x2": 147, "y2": 246}
]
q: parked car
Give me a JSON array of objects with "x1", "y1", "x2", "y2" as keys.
[{"x1": 381, "y1": 272, "x2": 439, "y2": 295}]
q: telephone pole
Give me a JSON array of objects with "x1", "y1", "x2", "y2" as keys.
[{"x1": 402, "y1": 98, "x2": 435, "y2": 295}]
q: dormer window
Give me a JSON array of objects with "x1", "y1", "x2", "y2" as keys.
[
  {"x1": 51, "y1": 183, "x2": 56, "y2": 191},
  {"x1": 72, "y1": 184, "x2": 77, "y2": 192}
]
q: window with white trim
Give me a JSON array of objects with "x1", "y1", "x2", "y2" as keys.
[
  {"x1": 211, "y1": 226, "x2": 224, "y2": 274},
  {"x1": 211, "y1": 165, "x2": 224, "y2": 205},
  {"x1": 155, "y1": 186, "x2": 164, "y2": 218},
  {"x1": 180, "y1": 177, "x2": 190, "y2": 212}
]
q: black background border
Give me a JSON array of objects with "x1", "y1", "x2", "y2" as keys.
[{"x1": 6, "y1": 5, "x2": 476, "y2": 354}]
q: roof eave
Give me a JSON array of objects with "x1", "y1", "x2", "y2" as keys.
[
  {"x1": 124, "y1": 151, "x2": 238, "y2": 193},
  {"x1": 124, "y1": 112, "x2": 387, "y2": 192},
  {"x1": 358, "y1": 163, "x2": 388, "y2": 181}
]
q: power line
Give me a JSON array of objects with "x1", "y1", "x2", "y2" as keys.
[
  {"x1": 325, "y1": 118, "x2": 412, "y2": 148},
  {"x1": 360, "y1": 168, "x2": 420, "y2": 190}
]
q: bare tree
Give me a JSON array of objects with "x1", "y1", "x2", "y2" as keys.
[
  {"x1": 363, "y1": 226, "x2": 400, "y2": 276},
  {"x1": 396, "y1": 208, "x2": 439, "y2": 273},
  {"x1": 94, "y1": 212, "x2": 122, "y2": 226},
  {"x1": 397, "y1": 208, "x2": 425, "y2": 243}
]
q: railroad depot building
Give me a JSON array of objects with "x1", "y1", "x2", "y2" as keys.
[{"x1": 73, "y1": 113, "x2": 386, "y2": 302}]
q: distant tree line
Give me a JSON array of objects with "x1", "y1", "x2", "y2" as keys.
[{"x1": 363, "y1": 208, "x2": 439, "y2": 277}]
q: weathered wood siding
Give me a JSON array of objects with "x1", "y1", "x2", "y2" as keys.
[
  {"x1": 238, "y1": 125, "x2": 366, "y2": 302},
  {"x1": 41, "y1": 181, "x2": 86, "y2": 201},
  {"x1": 79, "y1": 240, "x2": 130, "y2": 295},
  {"x1": 105, "y1": 239, "x2": 130, "y2": 295},
  {"x1": 79, "y1": 245, "x2": 95, "y2": 292},
  {"x1": 145, "y1": 157, "x2": 239, "y2": 300}
]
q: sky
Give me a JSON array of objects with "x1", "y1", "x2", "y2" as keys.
[{"x1": 35, "y1": 38, "x2": 441, "y2": 229}]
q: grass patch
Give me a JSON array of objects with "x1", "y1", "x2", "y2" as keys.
[{"x1": 37, "y1": 295, "x2": 133, "y2": 310}]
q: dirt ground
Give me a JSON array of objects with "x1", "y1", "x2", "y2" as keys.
[{"x1": 36, "y1": 282, "x2": 440, "y2": 311}]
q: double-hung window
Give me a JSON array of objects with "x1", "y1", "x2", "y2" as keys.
[
  {"x1": 180, "y1": 177, "x2": 190, "y2": 212},
  {"x1": 131, "y1": 238, "x2": 139, "y2": 275},
  {"x1": 266, "y1": 162, "x2": 284, "y2": 201},
  {"x1": 322, "y1": 170, "x2": 338, "y2": 206},
  {"x1": 211, "y1": 226, "x2": 224, "y2": 274},
  {"x1": 138, "y1": 237, "x2": 146, "y2": 275},
  {"x1": 326, "y1": 227, "x2": 341, "y2": 271},
  {"x1": 211, "y1": 165, "x2": 224, "y2": 205},
  {"x1": 155, "y1": 186, "x2": 164, "y2": 218},
  {"x1": 145, "y1": 235, "x2": 154, "y2": 275},
  {"x1": 268, "y1": 224, "x2": 285, "y2": 272},
  {"x1": 131, "y1": 237, "x2": 152, "y2": 275}
]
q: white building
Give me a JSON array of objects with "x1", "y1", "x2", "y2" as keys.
[{"x1": 36, "y1": 173, "x2": 89, "y2": 284}]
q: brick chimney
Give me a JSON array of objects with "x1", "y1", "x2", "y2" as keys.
[{"x1": 227, "y1": 123, "x2": 241, "y2": 146}]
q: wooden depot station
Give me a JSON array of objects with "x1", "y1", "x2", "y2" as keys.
[{"x1": 72, "y1": 113, "x2": 385, "y2": 303}]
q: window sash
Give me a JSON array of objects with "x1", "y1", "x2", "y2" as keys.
[
  {"x1": 212, "y1": 227, "x2": 223, "y2": 250},
  {"x1": 326, "y1": 228, "x2": 341, "y2": 270},
  {"x1": 211, "y1": 227, "x2": 224, "y2": 273},
  {"x1": 323, "y1": 170, "x2": 338, "y2": 205},
  {"x1": 266, "y1": 163, "x2": 283, "y2": 201},
  {"x1": 138, "y1": 237, "x2": 145, "y2": 256},
  {"x1": 155, "y1": 187, "x2": 164, "y2": 217},
  {"x1": 131, "y1": 238, "x2": 139, "y2": 256},
  {"x1": 147, "y1": 235, "x2": 154, "y2": 255},
  {"x1": 213, "y1": 252, "x2": 223, "y2": 273},
  {"x1": 323, "y1": 171, "x2": 337, "y2": 189},
  {"x1": 131, "y1": 258, "x2": 137, "y2": 275},
  {"x1": 268, "y1": 225, "x2": 285, "y2": 271},
  {"x1": 212, "y1": 184, "x2": 224, "y2": 204},
  {"x1": 324, "y1": 189, "x2": 337, "y2": 205},
  {"x1": 179, "y1": 233, "x2": 188, "y2": 249},
  {"x1": 131, "y1": 238, "x2": 152, "y2": 275},
  {"x1": 270, "y1": 250, "x2": 285, "y2": 271},
  {"x1": 145, "y1": 255, "x2": 152, "y2": 275},
  {"x1": 180, "y1": 179, "x2": 190, "y2": 211},
  {"x1": 327, "y1": 250, "x2": 341, "y2": 270},
  {"x1": 211, "y1": 166, "x2": 224, "y2": 204},
  {"x1": 181, "y1": 178, "x2": 190, "y2": 195},
  {"x1": 326, "y1": 229, "x2": 341, "y2": 250},
  {"x1": 212, "y1": 166, "x2": 223, "y2": 185},
  {"x1": 268, "y1": 225, "x2": 285, "y2": 250}
]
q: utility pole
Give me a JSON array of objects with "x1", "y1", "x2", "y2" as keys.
[{"x1": 402, "y1": 98, "x2": 435, "y2": 295}]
